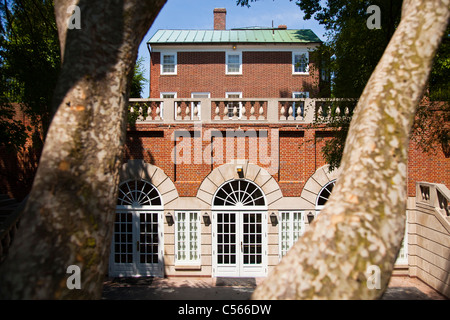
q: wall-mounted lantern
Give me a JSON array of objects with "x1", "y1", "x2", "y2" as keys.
[
  {"x1": 236, "y1": 165, "x2": 244, "y2": 178},
  {"x1": 270, "y1": 212, "x2": 278, "y2": 226},
  {"x1": 165, "y1": 212, "x2": 174, "y2": 226},
  {"x1": 307, "y1": 211, "x2": 315, "y2": 224},
  {"x1": 203, "y1": 212, "x2": 211, "y2": 227}
]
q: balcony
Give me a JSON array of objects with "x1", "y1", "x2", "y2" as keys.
[{"x1": 128, "y1": 98, "x2": 356, "y2": 124}]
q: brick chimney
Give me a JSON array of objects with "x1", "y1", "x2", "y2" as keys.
[{"x1": 214, "y1": 8, "x2": 226, "y2": 30}]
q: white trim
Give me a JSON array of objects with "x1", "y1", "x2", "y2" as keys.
[
  {"x1": 160, "y1": 93, "x2": 176, "y2": 121},
  {"x1": 109, "y1": 210, "x2": 164, "y2": 277},
  {"x1": 160, "y1": 92, "x2": 177, "y2": 98},
  {"x1": 278, "y1": 211, "x2": 305, "y2": 259},
  {"x1": 190, "y1": 93, "x2": 210, "y2": 120},
  {"x1": 117, "y1": 179, "x2": 164, "y2": 210},
  {"x1": 226, "y1": 51, "x2": 242, "y2": 75},
  {"x1": 292, "y1": 51, "x2": 309, "y2": 75},
  {"x1": 315, "y1": 179, "x2": 336, "y2": 210},
  {"x1": 292, "y1": 91, "x2": 309, "y2": 98},
  {"x1": 160, "y1": 51, "x2": 177, "y2": 75},
  {"x1": 212, "y1": 179, "x2": 268, "y2": 211},
  {"x1": 151, "y1": 44, "x2": 319, "y2": 52},
  {"x1": 174, "y1": 211, "x2": 201, "y2": 266},
  {"x1": 225, "y1": 92, "x2": 243, "y2": 118},
  {"x1": 191, "y1": 92, "x2": 211, "y2": 98},
  {"x1": 212, "y1": 211, "x2": 267, "y2": 277}
]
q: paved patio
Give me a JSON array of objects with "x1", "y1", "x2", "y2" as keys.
[{"x1": 101, "y1": 275, "x2": 447, "y2": 300}]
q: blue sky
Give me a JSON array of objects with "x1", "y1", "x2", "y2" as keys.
[{"x1": 138, "y1": 0, "x2": 327, "y2": 97}]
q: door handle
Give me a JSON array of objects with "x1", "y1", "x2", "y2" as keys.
[
  {"x1": 241, "y1": 241, "x2": 243, "y2": 252},
  {"x1": 137, "y1": 241, "x2": 140, "y2": 252}
]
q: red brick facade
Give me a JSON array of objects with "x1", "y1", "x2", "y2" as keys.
[
  {"x1": 213, "y1": 8, "x2": 226, "y2": 31},
  {"x1": 122, "y1": 123, "x2": 450, "y2": 199},
  {"x1": 150, "y1": 51, "x2": 321, "y2": 99}
]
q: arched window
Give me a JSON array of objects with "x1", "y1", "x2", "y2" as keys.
[
  {"x1": 117, "y1": 179, "x2": 162, "y2": 207},
  {"x1": 213, "y1": 179, "x2": 266, "y2": 207},
  {"x1": 316, "y1": 180, "x2": 336, "y2": 209}
]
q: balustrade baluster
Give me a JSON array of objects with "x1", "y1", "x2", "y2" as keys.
[
  {"x1": 241, "y1": 102, "x2": 247, "y2": 120},
  {"x1": 184, "y1": 103, "x2": 191, "y2": 120},
  {"x1": 214, "y1": 102, "x2": 221, "y2": 120},
  {"x1": 258, "y1": 102, "x2": 265, "y2": 120}
]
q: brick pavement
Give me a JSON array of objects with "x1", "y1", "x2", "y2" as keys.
[{"x1": 101, "y1": 275, "x2": 447, "y2": 300}]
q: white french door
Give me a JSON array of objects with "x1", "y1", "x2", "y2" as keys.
[
  {"x1": 212, "y1": 211, "x2": 267, "y2": 277},
  {"x1": 109, "y1": 210, "x2": 164, "y2": 277}
]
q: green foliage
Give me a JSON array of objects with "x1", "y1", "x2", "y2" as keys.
[
  {"x1": 309, "y1": 100, "x2": 357, "y2": 171},
  {"x1": 411, "y1": 101, "x2": 450, "y2": 156},
  {"x1": 129, "y1": 57, "x2": 148, "y2": 98},
  {"x1": 296, "y1": 0, "x2": 403, "y2": 98},
  {"x1": 428, "y1": 26, "x2": 450, "y2": 101},
  {"x1": 0, "y1": 103, "x2": 30, "y2": 150},
  {"x1": 1, "y1": 0, "x2": 60, "y2": 148}
]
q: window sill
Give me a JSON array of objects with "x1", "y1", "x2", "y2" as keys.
[{"x1": 174, "y1": 264, "x2": 202, "y2": 271}]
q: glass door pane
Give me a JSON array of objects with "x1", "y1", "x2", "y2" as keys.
[
  {"x1": 138, "y1": 212, "x2": 159, "y2": 264},
  {"x1": 216, "y1": 212, "x2": 237, "y2": 265},
  {"x1": 113, "y1": 212, "x2": 133, "y2": 264},
  {"x1": 242, "y1": 213, "x2": 263, "y2": 265}
]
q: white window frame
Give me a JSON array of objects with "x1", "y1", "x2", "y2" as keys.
[
  {"x1": 226, "y1": 92, "x2": 243, "y2": 118},
  {"x1": 160, "y1": 92, "x2": 177, "y2": 98},
  {"x1": 226, "y1": 51, "x2": 242, "y2": 75},
  {"x1": 292, "y1": 92, "x2": 309, "y2": 119},
  {"x1": 315, "y1": 180, "x2": 336, "y2": 211},
  {"x1": 175, "y1": 211, "x2": 201, "y2": 266},
  {"x1": 293, "y1": 92, "x2": 309, "y2": 99},
  {"x1": 279, "y1": 211, "x2": 305, "y2": 259},
  {"x1": 161, "y1": 52, "x2": 177, "y2": 75},
  {"x1": 292, "y1": 51, "x2": 309, "y2": 75},
  {"x1": 190, "y1": 92, "x2": 210, "y2": 120},
  {"x1": 159, "y1": 93, "x2": 177, "y2": 120}
]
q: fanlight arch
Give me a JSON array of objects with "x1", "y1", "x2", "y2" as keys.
[
  {"x1": 316, "y1": 179, "x2": 336, "y2": 209},
  {"x1": 213, "y1": 179, "x2": 266, "y2": 208},
  {"x1": 117, "y1": 179, "x2": 162, "y2": 207}
]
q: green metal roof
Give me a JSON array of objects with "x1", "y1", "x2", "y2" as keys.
[{"x1": 147, "y1": 29, "x2": 321, "y2": 45}]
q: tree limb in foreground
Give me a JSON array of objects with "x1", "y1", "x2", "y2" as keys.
[
  {"x1": 0, "y1": 0, "x2": 166, "y2": 299},
  {"x1": 253, "y1": 0, "x2": 449, "y2": 300}
]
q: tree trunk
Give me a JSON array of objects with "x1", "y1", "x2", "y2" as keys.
[
  {"x1": 0, "y1": 0, "x2": 166, "y2": 299},
  {"x1": 253, "y1": 0, "x2": 449, "y2": 300}
]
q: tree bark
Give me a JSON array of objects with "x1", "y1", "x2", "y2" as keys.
[
  {"x1": 0, "y1": 0, "x2": 166, "y2": 299},
  {"x1": 253, "y1": 0, "x2": 449, "y2": 300}
]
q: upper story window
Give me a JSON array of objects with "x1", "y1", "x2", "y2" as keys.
[
  {"x1": 226, "y1": 52, "x2": 242, "y2": 74},
  {"x1": 292, "y1": 51, "x2": 309, "y2": 74},
  {"x1": 161, "y1": 52, "x2": 177, "y2": 75},
  {"x1": 226, "y1": 92, "x2": 242, "y2": 118}
]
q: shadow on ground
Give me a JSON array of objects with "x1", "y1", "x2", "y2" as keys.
[{"x1": 101, "y1": 276, "x2": 447, "y2": 300}]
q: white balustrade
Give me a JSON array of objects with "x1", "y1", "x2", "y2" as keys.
[{"x1": 128, "y1": 98, "x2": 356, "y2": 124}]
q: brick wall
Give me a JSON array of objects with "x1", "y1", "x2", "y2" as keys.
[
  {"x1": 150, "y1": 51, "x2": 320, "y2": 98},
  {"x1": 2, "y1": 105, "x2": 449, "y2": 201},
  {"x1": 123, "y1": 123, "x2": 450, "y2": 198},
  {"x1": 407, "y1": 139, "x2": 449, "y2": 197},
  {"x1": 0, "y1": 104, "x2": 41, "y2": 201}
]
